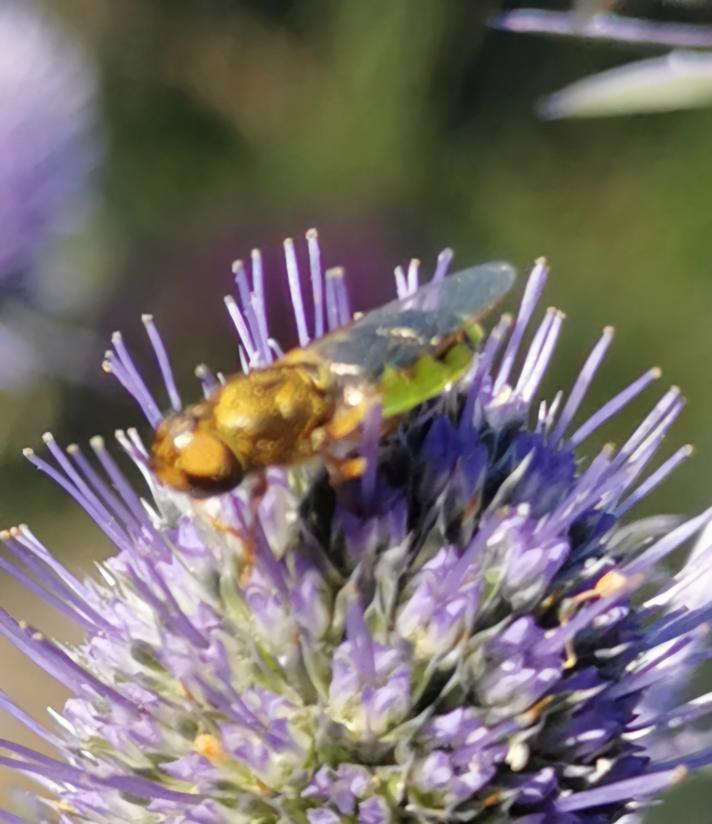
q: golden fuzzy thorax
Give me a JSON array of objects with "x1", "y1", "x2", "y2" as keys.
[{"x1": 210, "y1": 363, "x2": 337, "y2": 470}]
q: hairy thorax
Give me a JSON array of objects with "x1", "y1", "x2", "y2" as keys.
[{"x1": 210, "y1": 363, "x2": 337, "y2": 470}]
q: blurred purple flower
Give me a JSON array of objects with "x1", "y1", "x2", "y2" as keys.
[
  {"x1": 0, "y1": 0, "x2": 98, "y2": 282},
  {"x1": 2, "y1": 231, "x2": 712, "y2": 821},
  {"x1": 0, "y1": 1, "x2": 100, "y2": 392}
]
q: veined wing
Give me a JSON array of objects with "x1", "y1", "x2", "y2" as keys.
[{"x1": 305, "y1": 261, "x2": 516, "y2": 387}]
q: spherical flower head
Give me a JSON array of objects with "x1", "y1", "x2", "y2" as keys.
[
  {"x1": 0, "y1": 0, "x2": 98, "y2": 282},
  {"x1": 2, "y1": 231, "x2": 712, "y2": 822}
]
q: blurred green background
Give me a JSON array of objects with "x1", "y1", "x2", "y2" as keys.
[{"x1": 2, "y1": 0, "x2": 712, "y2": 819}]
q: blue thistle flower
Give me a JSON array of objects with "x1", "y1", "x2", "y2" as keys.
[{"x1": 3, "y1": 231, "x2": 712, "y2": 822}]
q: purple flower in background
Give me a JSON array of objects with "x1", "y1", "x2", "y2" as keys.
[
  {"x1": 0, "y1": 0, "x2": 100, "y2": 392},
  {"x1": 2, "y1": 230, "x2": 712, "y2": 821},
  {"x1": 0, "y1": 0, "x2": 97, "y2": 282}
]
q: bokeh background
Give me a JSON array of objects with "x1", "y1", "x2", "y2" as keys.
[{"x1": 2, "y1": 0, "x2": 712, "y2": 819}]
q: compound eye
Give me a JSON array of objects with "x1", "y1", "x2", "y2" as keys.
[
  {"x1": 151, "y1": 419, "x2": 244, "y2": 497},
  {"x1": 177, "y1": 431, "x2": 244, "y2": 496}
]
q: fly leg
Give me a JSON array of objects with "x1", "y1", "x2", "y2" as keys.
[
  {"x1": 316, "y1": 396, "x2": 369, "y2": 484},
  {"x1": 239, "y1": 472, "x2": 270, "y2": 583},
  {"x1": 320, "y1": 398, "x2": 386, "y2": 493},
  {"x1": 322, "y1": 451, "x2": 368, "y2": 485},
  {"x1": 196, "y1": 471, "x2": 269, "y2": 584}
]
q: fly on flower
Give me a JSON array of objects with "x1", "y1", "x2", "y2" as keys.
[{"x1": 150, "y1": 261, "x2": 516, "y2": 496}]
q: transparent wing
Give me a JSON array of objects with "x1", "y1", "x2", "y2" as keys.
[{"x1": 306, "y1": 261, "x2": 516, "y2": 384}]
